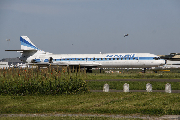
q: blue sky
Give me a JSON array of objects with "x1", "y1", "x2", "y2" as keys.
[{"x1": 0, "y1": 0, "x2": 180, "y2": 59}]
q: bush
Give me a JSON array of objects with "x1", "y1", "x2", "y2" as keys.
[{"x1": 0, "y1": 68, "x2": 88, "y2": 95}]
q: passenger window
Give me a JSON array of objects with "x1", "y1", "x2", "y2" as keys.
[
  {"x1": 117, "y1": 58, "x2": 119, "y2": 60},
  {"x1": 121, "y1": 58, "x2": 123, "y2": 60},
  {"x1": 109, "y1": 58, "x2": 111, "y2": 60},
  {"x1": 129, "y1": 58, "x2": 130, "y2": 60},
  {"x1": 97, "y1": 58, "x2": 99, "y2": 60},
  {"x1": 113, "y1": 58, "x2": 115, "y2": 60},
  {"x1": 101, "y1": 58, "x2": 103, "y2": 60},
  {"x1": 125, "y1": 58, "x2": 127, "y2": 60},
  {"x1": 105, "y1": 58, "x2": 107, "y2": 60},
  {"x1": 93, "y1": 58, "x2": 95, "y2": 60}
]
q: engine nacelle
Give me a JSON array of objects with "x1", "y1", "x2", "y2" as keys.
[
  {"x1": 31, "y1": 59, "x2": 36, "y2": 63},
  {"x1": 48, "y1": 57, "x2": 53, "y2": 63}
]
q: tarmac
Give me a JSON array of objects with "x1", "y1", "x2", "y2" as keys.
[
  {"x1": 90, "y1": 90, "x2": 180, "y2": 93},
  {"x1": 1, "y1": 113, "x2": 180, "y2": 120},
  {"x1": 86, "y1": 79, "x2": 180, "y2": 82}
]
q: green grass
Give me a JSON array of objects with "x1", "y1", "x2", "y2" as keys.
[
  {"x1": 85, "y1": 72, "x2": 180, "y2": 80},
  {"x1": 85, "y1": 68, "x2": 180, "y2": 79},
  {"x1": 0, "y1": 92, "x2": 180, "y2": 115},
  {"x1": 0, "y1": 116, "x2": 142, "y2": 120},
  {"x1": 87, "y1": 81, "x2": 180, "y2": 90}
]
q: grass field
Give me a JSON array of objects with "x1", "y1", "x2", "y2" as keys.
[
  {"x1": 85, "y1": 72, "x2": 180, "y2": 80},
  {"x1": 0, "y1": 116, "x2": 142, "y2": 120},
  {"x1": 0, "y1": 92, "x2": 180, "y2": 116},
  {"x1": 86, "y1": 68, "x2": 180, "y2": 80},
  {"x1": 0, "y1": 68, "x2": 180, "y2": 118}
]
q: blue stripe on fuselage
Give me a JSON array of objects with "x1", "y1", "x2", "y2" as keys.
[{"x1": 42, "y1": 57, "x2": 159, "y2": 62}]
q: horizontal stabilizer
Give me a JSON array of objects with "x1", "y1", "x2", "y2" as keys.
[{"x1": 5, "y1": 50, "x2": 37, "y2": 51}]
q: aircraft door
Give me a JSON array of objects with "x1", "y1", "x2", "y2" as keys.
[{"x1": 137, "y1": 57, "x2": 139, "y2": 63}]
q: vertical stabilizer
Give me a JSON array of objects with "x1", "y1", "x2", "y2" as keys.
[{"x1": 20, "y1": 36, "x2": 40, "y2": 50}]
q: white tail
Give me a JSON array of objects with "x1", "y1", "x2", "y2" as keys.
[{"x1": 20, "y1": 36, "x2": 40, "y2": 50}]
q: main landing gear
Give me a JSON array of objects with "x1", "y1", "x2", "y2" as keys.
[
  {"x1": 142, "y1": 68, "x2": 146, "y2": 73},
  {"x1": 87, "y1": 68, "x2": 92, "y2": 73}
]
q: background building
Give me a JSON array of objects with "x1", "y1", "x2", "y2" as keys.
[
  {"x1": 0, "y1": 57, "x2": 25, "y2": 66},
  {"x1": 159, "y1": 53, "x2": 180, "y2": 68}
]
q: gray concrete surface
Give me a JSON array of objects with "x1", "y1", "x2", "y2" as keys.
[
  {"x1": 1, "y1": 113, "x2": 180, "y2": 120},
  {"x1": 86, "y1": 79, "x2": 180, "y2": 82}
]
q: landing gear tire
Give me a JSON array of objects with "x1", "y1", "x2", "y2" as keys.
[{"x1": 142, "y1": 68, "x2": 146, "y2": 73}]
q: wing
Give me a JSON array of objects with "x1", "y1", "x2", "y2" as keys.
[{"x1": 27, "y1": 62, "x2": 101, "y2": 67}]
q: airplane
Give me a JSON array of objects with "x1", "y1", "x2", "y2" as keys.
[{"x1": 6, "y1": 36, "x2": 165, "y2": 72}]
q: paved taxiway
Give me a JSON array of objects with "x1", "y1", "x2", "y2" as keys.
[
  {"x1": 90, "y1": 90, "x2": 180, "y2": 93},
  {"x1": 1, "y1": 113, "x2": 180, "y2": 119},
  {"x1": 86, "y1": 79, "x2": 180, "y2": 82}
]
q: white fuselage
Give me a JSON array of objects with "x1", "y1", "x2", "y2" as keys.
[{"x1": 26, "y1": 52, "x2": 165, "y2": 68}]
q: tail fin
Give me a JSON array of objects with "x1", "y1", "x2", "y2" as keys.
[{"x1": 20, "y1": 36, "x2": 40, "y2": 50}]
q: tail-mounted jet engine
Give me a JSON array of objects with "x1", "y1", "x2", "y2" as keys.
[
  {"x1": 31, "y1": 59, "x2": 41, "y2": 63},
  {"x1": 48, "y1": 57, "x2": 53, "y2": 63},
  {"x1": 31, "y1": 59, "x2": 36, "y2": 63}
]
